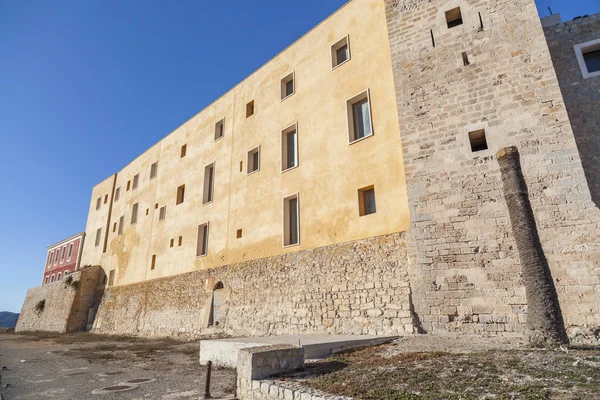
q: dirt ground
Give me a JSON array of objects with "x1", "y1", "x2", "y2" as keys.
[
  {"x1": 0, "y1": 332, "x2": 236, "y2": 400},
  {"x1": 282, "y1": 335, "x2": 600, "y2": 400}
]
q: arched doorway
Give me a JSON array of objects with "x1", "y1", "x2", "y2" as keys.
[{"x1": 209, "y1": 281, "x2": 225, "y2": 327}]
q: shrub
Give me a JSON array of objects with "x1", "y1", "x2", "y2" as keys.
[{"x1": 34, "y1": 299, "x2": 46, "y2": 315}]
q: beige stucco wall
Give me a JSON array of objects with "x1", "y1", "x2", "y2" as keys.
[{"x1": 79, "y1": 0, "x2": 409, "y2": 287}]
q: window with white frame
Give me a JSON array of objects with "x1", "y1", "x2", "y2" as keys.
[
  {"x1": 203, "y1": 163, "x2": 215, "y2": 204},
  {"x1": 51, "y1": 274, "x2": 55, "y2": 282},
  {"x1": 283, "y1": 194, "x2": 300, "y2": 247},
  {"x1": 281, "y1": 124, "x2": 298, "y2": 171},
  {"x1": 247, "y1": 146, "x2": 260, "y2": 174},
  {"x1": 57, "y1": 273, "x2": 62, "y2": 281},
  {"x1": 67, "y1": 243, "x2": 73, "y2": 260},
  {"x1": 48, "y1": 252, "x2": 54, "y2": 266},
  {"x1": 281, "y1": 72, "x2": 295, "y2": 100},
  {"x1": 54, "y1": 249, "x2": 59, "y2": 265},
  {"x1": 196, "y1": 223, "x2": 209, "y2": 257},
  {"x1": 159, "y1": 206, "x2": 166, "y2": 221},
  {"x1": 61, "y1": 246, "x2": 66, "y2": 261},
  {"x1": 215, "y1": 119, "x2": 224, "y2": 141},
  {"x1": 574, "y1": 38, "x2": 600, "y2": 79},
  {"x1": 331, "y1": 36, "x2": 350, "y2": 69},
  {"x1": 347, "y1": 90, "x2": 374, "y2": 143}
]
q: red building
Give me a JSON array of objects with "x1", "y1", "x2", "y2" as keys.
[{"x1": 43, "y1": 233, "x2": 85, "y2": 285}]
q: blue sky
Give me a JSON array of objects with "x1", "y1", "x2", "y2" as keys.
[{"x1": 0, "y1": 0, "x2": 597, "y2": 313}]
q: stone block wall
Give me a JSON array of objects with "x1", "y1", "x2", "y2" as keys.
[
  {"x1": 91, "y1": 233, "x2": 415, "y2": 338},
  {"x1": 15, "y1": 266, "x2": 103, "y2": 333},
  {"x1": 544, "y1": 14, "x2": 600, "y2": 206},
  {"x1": 384, "y1": 0, "x2": 600, "y2": 341}
]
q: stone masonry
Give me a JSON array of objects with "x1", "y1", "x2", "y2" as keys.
[
  {"x1": 544, "y1": 14, "x2": 600, "y2": 206},
  {"x1": 384, "y1": 0, "x2": 600, "y2": 342},
  {"x1": 15, "y1": 266, "x2": 103, "y2": 333},
  {"x1": 91, "y1": 233, "x2": 415, "y2": 338}
]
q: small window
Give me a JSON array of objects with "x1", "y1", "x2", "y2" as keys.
[
  {"x1": 118, "y1": 215, "x2": 124, "y2": 235},
  {"x1": 95, "y1": 228, "x2": 102, "y2": 247},
  {"x1": 151, "y1": 255, "x2": 156, "y2": 270},
  {"x1": 57, "y1": 273, "x2": 62, "y2": 281},
  {"x1": 45, "y1": 276, "x2": 49, "y2": 284},
  {"x1": 236, "y1": 229, "x2": 242, "y2": 239},
  {"x1": 104, "y1": 194, "x2": 108, "y2": 204},
  {"x1": 281, "y1": 72, "x2": 295, "y2": 100},
  {"x1": 283, "y1": 194, "x2": 300, "y2": 247},
  {"x1": 126, "y1": 180, "x2": 131, "y2": 191},
  {"x1": 48, "y1": 252, "x2": 53, "y2": 266},
  {"x1": 181, "y1": 144, "x2": 187, "y2": 158},
  {"x1": 51, "y1": 275, "x2": 55, "y2": 283},
  {"x1": 54, "y1": 250, "x2": 59, "y2": 265},
  {"x1": 215, "y1": 119, "x2": 224, "y2": 141},
  {"x1": 574, "y1": 39, "x2": 600, "y2": 79},
  {"x1": 159, "y1": 206, "x2": 166, "y2": 221},
  {"x1": 145, "y1": 208, "x2": 149, "y2": 216},
  {"x1": 96, "y1": 197, "x2": 101, "y2": 210},
  {"x1": 196, "y1": 223, "x2": 209, "y2": 257},
  {"x1": 61, "y1": 246, "x2": 66, "y2": 261},
  {"x1": 67, "y1": 243, "x2": 73, "y2": 260},
  {"x1": 246, "y1": 100, "x2": 255, "y2": 118},
  {"x1": 115, "y1": 187, "x2": 121, "y2": 202},
  {"x1": 108, "y1": 269, "x2": 115, "y2": 286},
  {"x1": 358, "y1": 186, "x2": 377, "y2": 216},
  {"x1": 176, "y1": 184, "x2": 185, "y2": 205},
  {"x1": 131, "y1": 202, "x2": 139, "y2": 225},
  {"x1": 178, "y1": 236, "x2": 183, "y2": 246},
  {"x1": 155, "y1": 203, "x2": 159, "y2": 209},
  {"x1": 445, "y1": 7, "x2": 463, "y2": 28},
  {"x1": 113, "y1": 222, "x2": 117, "y2": 232},
  {"x1": 469, "y1": 129, "x2": 488, "y2": 152},
  {"x1": 281, "y1": 124, "x2": 298, "y2": 171},
  {"x1": 331, "y1": 36, "x2": 350, "y2": 69},
  {"x1": 203, "y1": 163, "x2": 215, "y2": 204},
  {"x1": 170, "y1": 238, "x2": 174, "y2": 248},
  {"x1": 132, "y1": 174, "x2": 140, "y2": 190},
  {"x1": 247, "y1": 146, "x2": 260, "y2": 174},
  {"x1": 150, "y1": 162, "x2": 158, "y2": 179},
  {"x1": 347, "y1": 90, "x2": 373, "y2": 143}
]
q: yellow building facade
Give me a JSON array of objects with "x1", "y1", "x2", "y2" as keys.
[{"x1": 80, "y1": 0, "x2": 409, "y2": 288}]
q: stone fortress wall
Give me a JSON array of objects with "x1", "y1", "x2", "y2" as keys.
[
  {"x1": 384, "y1": 0, "x2": 600, "y2": 341},
  {"x1": 543, "y1": 14, "x2": 600, "y2": 206},
  {"x1": 92, "y1": 234, "x2": 415, "y2": 338}
]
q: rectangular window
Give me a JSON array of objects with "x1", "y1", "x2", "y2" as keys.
[
  {"x1": 151, "y1": 255, "x2": 156, "y2": 270},
  {"x1": 54, "y1": 250, "x2": 59, "y2": 265},
  {"x1": 469, "y1": 129, "x2": 488, "y2": 152},
  {"x1": 281, "y1": 72, "x2": 295, "y2": 100},
  {"x1": 331, "y1": 36, "x2": 350, "y2": 69},
  {"x1": 150, "y1": 162, "x2": 158, "y2": 179},
  {"x1": 127, "y1": 180, "x2": 131, "y2": 191},
  {"x1": 178, "y1": 236, "x2": 182, "y2": 246},
  {"x1": 45, "y1": 276, "x2": 49, "y2": 284},
  {"x1": 445, "y1": 7, "x2": 463, "y2": 28},
  {"x1": 131, "y1": 203, "x2": 139, "y2": 225},
  {"x1": 95, "y1": 228, "x2": 102, "y2": 247},
  {"x1": 283, "y1": 194, "x2": 300, "y2": 246},
  {"x1": 57, "y1": 273, "x2": 61, "y2": 281},
  {"x1": 247, "y1": 146, "x2": 260, "y2": 174},
  {"x1": 176, "y1": 184, "x2": 185, "y2": 205},
  {"x1": 132, "y1": 173, "x2": 139, "y2": 190},
  {"x1": 118, "y1": 215, "x2": 124, "y2": 235},
  {"x1": 51, "y1": 275, "x2": 55, "y2": 282},
  {"x1": 215, "y1": 119, "x2": 224, "y2": 141},
  {"x1": 108, "y1": 269, "x2": 115, "y2": 286},
  {"x1": 281, "y1": 124, "x2": 298, "y2": 171},
  {"x1": 104, "y1": 194, "x2": 108, "y2": 204},
  {"x1": 115, "y1": 187, "x2": 120, "y2": 202},
  {"x1": 96, "y1": 197, "x2": 101, "y2": 210},
  {"x1": 196, "y1": 223, "x2": 209, "y2": 257},
  {"x1": 246, "y1": 100, "x2": 254, "y2": 118},
  {"x1": 347, "y1": 90, "x2": 373, "y2": 143},
  {"x1": 181, "y1": 144, "x2": 187, "y2": 158},
  {"x1": 67, "y1": 243, "x2": 73, "y2": 260},
  {"x1": 574, "y1": 39, "x2": 600, "y2": 79},
  {"x1": 358, "y1": 186, "x2": 377, "y2": 216},
  {"x1": 61, "y1": 246, "x2": 66, "y2": 261},
  {"x1": 48, "y1": 252, "x2": 53, "y2": 266},
  {"x1": 203, "y1": 163, "x2": 215, "y2": 204},
  {"x1": 159, "y1": 206, "x2": 166, "y2": 221}
]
